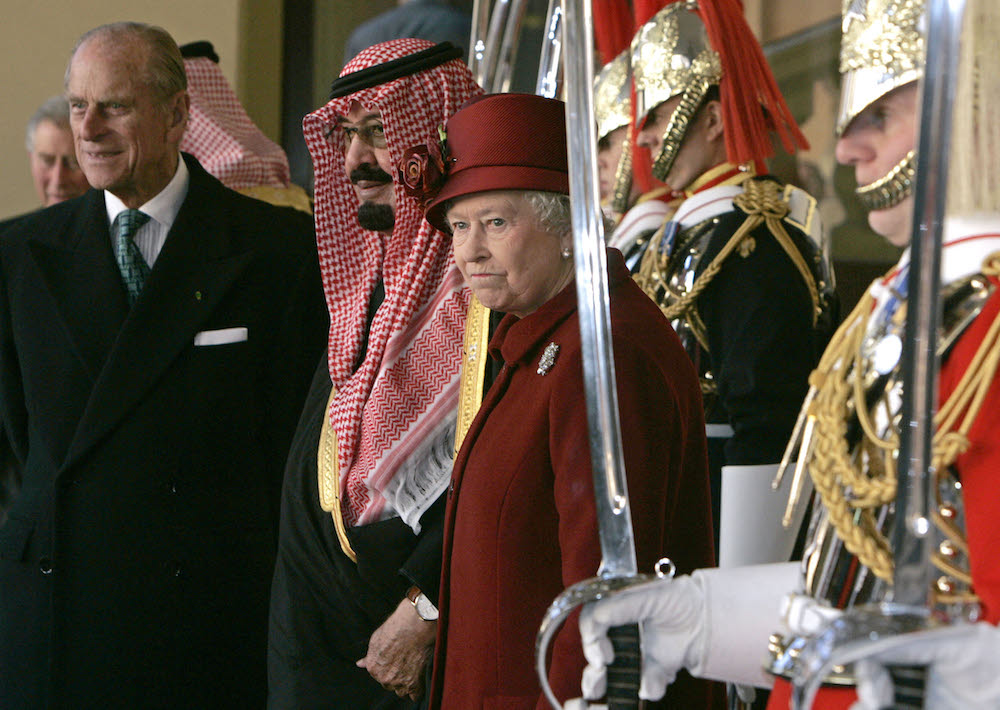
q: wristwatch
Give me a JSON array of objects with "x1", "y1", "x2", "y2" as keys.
[{"x1": 406, "y1": 585, "x2": 439, "y2": 621}]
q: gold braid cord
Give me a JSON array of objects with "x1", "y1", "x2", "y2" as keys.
[
  {"x1": 807, "y1": 252, "x2": 1000, "y2": 585},
  {"x1": 317, "y1": 386, "x2": 358, "y2": 563},
  {"x1": 657, "y1": 180, "x2": 822, "y2": 327}
]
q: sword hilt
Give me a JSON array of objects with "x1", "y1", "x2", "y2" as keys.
[
  {"x1": 537, "y1": 574, "x2": 661, "y2": 709},
  {"x1": 605, "y1": 623, "x2": 642, "y2": 709},
  {"x1": 883, "y1": 664, "x2": 927, "y2": 710}
]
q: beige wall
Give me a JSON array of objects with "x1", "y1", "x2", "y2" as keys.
[
  {"x1": 746, "y1": 0, "x2": 840, "y2": 41},
  {"x1": 314, "y1": 0, "x2": 396, "y2": 107},
  {"x1": 0, "y1": 0, "x2": 247, "y2": 220}
]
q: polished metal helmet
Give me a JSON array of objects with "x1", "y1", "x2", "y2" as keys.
[
  {"x1": 839, "y1": 0, "x2": 925, "y2": 210},
  {"x1": 595, "y1": 50, "x2": 637, "y2": 216},
  {"x1": 631, "y1": 2, "x2": 721, "y2": 182},
  {"x1": 594, "y1": 50, "x2": 632, "y2": 143},
  {"x1": 631, "y1": 2, "x2": 720, "y2": 128},
  {"x1": 630, "y1": 0, "x2": 804, "y2": 185},
  {"x1": 838, "y1": 0, "x2": 925, "y2": 136}
]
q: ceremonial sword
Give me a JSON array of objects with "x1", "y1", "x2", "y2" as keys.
[{"x1": 535, "y1": 1, "x2": 673, "y2": 707}]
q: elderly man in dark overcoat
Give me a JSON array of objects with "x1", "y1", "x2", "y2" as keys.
[{"x1": 0, "y1": 22, "x2": 326, "y2": 708}]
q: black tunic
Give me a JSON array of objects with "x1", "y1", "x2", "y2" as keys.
[{"x1": 268, "y1": 353, "x2": 445, "y2": 710}]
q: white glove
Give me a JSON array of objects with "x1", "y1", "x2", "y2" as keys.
[
  {"x1": 848, "y1": 622, "x2": 1000, "y2": 710},
  {"x1": 579, "y1": 563, "x2": 799, "y2": 701},
  {"x1": 563, "y1": 700, "x2": 606, "y2": 710},
  {"x1": 580, "y1": 574, "x2": 704, "y2": 701}
]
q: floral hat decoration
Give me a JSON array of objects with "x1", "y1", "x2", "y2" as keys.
[
  {"x1": 398, "y1": 124, "x2": 452, "y2": 209},
  {"x1": 399, "y1": 93, "x2": 570, "y2": 232}
]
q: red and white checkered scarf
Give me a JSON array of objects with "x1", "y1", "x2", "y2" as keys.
[
  {"x1": 181, "y1": 55, "x2": 291, "y2": 189},
  {"x1": 303, "y1": 39, "x2": 482, "y2": 529}
]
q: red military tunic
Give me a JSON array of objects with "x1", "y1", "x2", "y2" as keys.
[
  {"x1": 430, "y1": 250, "x2": 721, "y2": 709},
  {"x1": 768, "y1": 234, "x2": 1000, "y2": 709}
]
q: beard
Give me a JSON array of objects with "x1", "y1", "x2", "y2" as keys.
[
  {"x1": 351, "y1": 163, "x2": 396, "y2": 232},
  {"x1": 357, "y1": 202, "x2": 395, "y2": 232}
]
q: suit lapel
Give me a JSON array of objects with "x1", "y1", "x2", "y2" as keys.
[
  {"x1": 62, "y1": 161, "x2": 253, "y2": 472},
  {"x1": 29, "y1": 191, "x2": 130, "y2": 383}
]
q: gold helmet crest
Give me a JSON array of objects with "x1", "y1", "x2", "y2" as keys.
[{"x1": 838, "y1": 0, "x2": 925, "y2": 136}]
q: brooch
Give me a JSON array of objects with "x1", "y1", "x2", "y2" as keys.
[{"x1": 537, "y1": 342, "x2": 560, "y2": 375}]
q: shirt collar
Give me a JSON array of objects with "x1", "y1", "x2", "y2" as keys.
[{"x1": 104, "y1": 155, "x2": 190, "y2": 230}]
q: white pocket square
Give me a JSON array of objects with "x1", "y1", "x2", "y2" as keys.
[{"x1": 193, "y1": 327, "x2": 248, "y2": 346}]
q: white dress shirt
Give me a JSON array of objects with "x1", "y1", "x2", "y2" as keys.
[{"x1": 105, "y1": 155, "x2": 190, "y2": 269}]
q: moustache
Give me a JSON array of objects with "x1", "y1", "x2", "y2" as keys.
[{"x1": 350, "y1": 164, "x2": 392, "y2": 185}]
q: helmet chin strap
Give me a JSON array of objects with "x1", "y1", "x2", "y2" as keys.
[
  {"x1": 855, "y1": 149, "x2": 917, "y2": 211},
  {"x1": 609, "y1": 131, "x2": 635, "y2": 218},
  {"x1": 650, "y1": 82, "x2": 711, "y2": 183}
]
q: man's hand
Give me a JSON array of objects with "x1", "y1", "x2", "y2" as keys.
[{"x1": 357, "y1": 597, "x2": 437, "y2": 700}]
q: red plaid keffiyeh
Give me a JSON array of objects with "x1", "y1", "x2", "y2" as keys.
[
  {"x1": 181, "y1": 54, "x2": 291, "y2": 190},
  {"x1": 303, "y1": 39, "x2": 482, "y2": 530}
]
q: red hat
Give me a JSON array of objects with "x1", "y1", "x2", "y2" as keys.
[{"x1": 411, "y1": 93, "x2": 569, "y2": 232}]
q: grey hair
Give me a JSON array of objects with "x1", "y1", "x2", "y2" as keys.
[
  {"x1": 65, "y1": 22, "x2": 187, "y2": 108},
  {"x1": 522, "y1": 190, "x2": 572, "y2": 237},
  {"x1": 26, "y1": 96, "x2": 71, "y2": 152}
]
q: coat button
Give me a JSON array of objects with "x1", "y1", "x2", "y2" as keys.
[{"x1": 39, "y1": 558, "x2": 53, "y2": 574}]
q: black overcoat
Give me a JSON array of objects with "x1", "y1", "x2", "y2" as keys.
[{"x1": 0, "y1": 154, "x2": 327, "y2": 709}]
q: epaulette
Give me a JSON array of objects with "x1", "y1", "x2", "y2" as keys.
[
  {"x1": 782, "y1": 184, "x2": 820, "y2": 245},
  {"x1": 663, "y1": 179, "x2": 823, "y2": 327}
]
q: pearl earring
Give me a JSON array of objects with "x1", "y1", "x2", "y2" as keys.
[{"x1": 561, "y1": 246, "x2": 572, "y2": 259}]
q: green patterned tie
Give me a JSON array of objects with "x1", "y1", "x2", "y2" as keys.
[{"x1": 113, "y1": 209, "x2": 151, "y2": 305}]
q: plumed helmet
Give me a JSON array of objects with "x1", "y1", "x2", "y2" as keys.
[{"x1": 631, "y1": 2, "x2": 720, "y2": 128}]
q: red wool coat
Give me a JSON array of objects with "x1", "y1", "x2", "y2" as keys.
[
  {"x1": 430, "y1": 251, "x2": 721, "y2": 709},
  {"x1": 769, "y1": 268, "x2": 1000, "y2": 710}
]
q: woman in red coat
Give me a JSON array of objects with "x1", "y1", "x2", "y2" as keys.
[{"x1": 398, "y1": 93, "x2": 720, "y2": 709}]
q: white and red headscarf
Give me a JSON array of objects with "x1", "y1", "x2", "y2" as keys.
[
  {"x1": 181, "y1": 53, "x2": 292, "y2": 190},
  {"x1": 303, "y1": 39, "x2": 482, "y2": 531}
]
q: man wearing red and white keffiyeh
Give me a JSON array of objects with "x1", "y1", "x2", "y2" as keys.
[
  {"x1": 179, "y1": 41, "x2": 312, "y2": 213},
  {"x1": 268, "y1": 39, "x2": 482, "y2": 709}
]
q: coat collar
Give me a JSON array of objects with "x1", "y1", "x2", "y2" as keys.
[{"x1": 489, "y1": 248, "x2": 630, "y2": 367}]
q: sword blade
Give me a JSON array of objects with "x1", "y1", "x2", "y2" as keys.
[
  {"x1": 563, "y1": 0, "x2": 638, "y2": 581},
  {"x1": 892, "y1": 0, "x2": 965, "y2": 608}
]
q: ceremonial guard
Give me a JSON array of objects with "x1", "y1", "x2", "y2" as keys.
[
  {"x1": 577, "y1": 1, "x2": 1000, "y2": 708},
  {"x1": 594, "y1": 50, "x2": 675, "y2": 271},
  {"x1": 765, "y1": 0, "x2": 1000, "y2": 705},
  {"x1": 629, "y1": 0, "x2": 837, "y2": 566}
]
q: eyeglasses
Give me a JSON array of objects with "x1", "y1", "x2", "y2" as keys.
[{"x1": 332, "y1": 121, "x2": 388, "y2": 151}]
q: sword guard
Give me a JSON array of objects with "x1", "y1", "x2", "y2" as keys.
[{"x1": 536, "y1": 562, "x2": 676, "y2": 709}]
